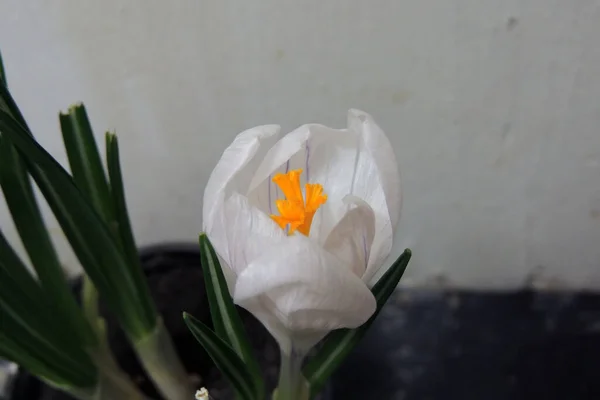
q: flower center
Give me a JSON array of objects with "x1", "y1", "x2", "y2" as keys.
[{"x1": 270, "y1": 169, "x2": 327, "y2": 236}]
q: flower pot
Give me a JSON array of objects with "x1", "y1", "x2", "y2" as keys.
[{"x1": 4, "y1": 243, "x2": 332, "y2": 400}]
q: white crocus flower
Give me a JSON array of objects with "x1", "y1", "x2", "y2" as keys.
[{"x1": 203, "y1": 109, "x2": 401, "y2": 356}]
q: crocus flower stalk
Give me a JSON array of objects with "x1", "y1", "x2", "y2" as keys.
[{"x1": 203, "y1": 109, "x2": 401, "y2": 397}]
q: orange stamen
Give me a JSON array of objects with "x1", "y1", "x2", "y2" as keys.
[{"x1": 270, "y1": 169, "x2": 327, "y2": 236}]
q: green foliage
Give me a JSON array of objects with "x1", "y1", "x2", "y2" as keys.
[
  {"x1": 0, "y1": 230, "x2": 98, "y2": 388},
  {"x1": 198, "y1": 234, "x2": 265, "y2": 398},
  {"x1": 0, "y1": 83, "x2": 156, "y2": 340},
  {"x1": 184, "y1": 312, "x2": 259, "y2": 400}
]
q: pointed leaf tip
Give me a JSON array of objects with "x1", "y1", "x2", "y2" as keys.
[{"x1": 0, "y1": 50, "x2": 6, "y2": 86}]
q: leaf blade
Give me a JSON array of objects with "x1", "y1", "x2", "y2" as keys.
[
  {"x1": 0, "y1": 231, "x2": 98, "y2": 388},
  {"x1": 0, "y1": 332, "x2": 95, "y2": 389},
  {"x1": 105, "y1": 132, "x2": 156, "y2": 325},
  {"x1": 183, "y1": 312, "x2": 256, "y2": 400},
  {"x1": 199, "y1": 233, "x2": 265, "y2": 398},
  {"x1": 0, "y1": 135, "x2": 96, "y2": 347},
  {"x1": 0, "y1": 88, "x2": 155, "y2": 340},
  {"x1": 0, "y1": 50, "x2": 6, "y2": 86},
  {"x1": 59, "y1": 104, "x2": 113, "y2": 221},
  {"x1": 303, "y1": 249, "x2": 412, "y2": 397}
]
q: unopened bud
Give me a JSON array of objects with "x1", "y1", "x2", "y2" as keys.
[{"x1": 195, "y1": 387, "x2": 209, "y2": 400}]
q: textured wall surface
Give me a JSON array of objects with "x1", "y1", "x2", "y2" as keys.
[{"x1": 1, "y1": 1, "x2": 599, "y2": 289}]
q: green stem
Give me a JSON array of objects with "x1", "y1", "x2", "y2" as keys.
[
  {"x1": 90, "y1": 325, "x2": 147, "y2": 400},
  {"x1": 82, "y1": 275, "x2": 101, "y2": 335},
  {"x1": 132, "y1": 319, "x2": 193, "y2": 400},
  {"x1": 275, "y1": 349, "x2": 308, "y2": 400},
  {"x1": 81, "y1": 275, "x2": 147, "y2": 399},
  {"x1": 57, "y1": 385, "x2": 96, "y2": 400},
  {"x1": 51, "y1": 370, "x2": 147, "y2": 400},
  {"x1": 95, "y1": 368, "x2": 146, "y2": 400}
]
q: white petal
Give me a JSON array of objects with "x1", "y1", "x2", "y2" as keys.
[
  {"x1": 233, "y1": 234, "x2": 376, "y2": 343},
  {"x1": 347, "y1": 109, "x2": 402, "y2": 229},
  {"x1": 323, "y1": 196, "x2": 376, "y2": 279},
  {"x1": 235, "y1": 297, "x2": 295, "y2": 353},
  {"x1": 236, "y1": 297, "x2": 327, "y2": 354},
  {"x1": 203, "y1": 125, "x2": 280, "y2": 263},
  {"x1": 347, "y1": 110, "x2": 401, "y2": 278},
  {"x1": 247, "y1": 124, "x2": 349, "y2": 193},
  {"x1": 246, "y1": 124, "x2": 359, "y2": 242},
  {"x1": 221, "y1": 192, "x2": 286, "y2": 275},
  {"x1": 203, "y1": 124, "x2": 280, "y2": 232}
]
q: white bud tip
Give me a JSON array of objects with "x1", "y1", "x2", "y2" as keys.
[{"x1": 195, "y1": 388, "x2": 209, "y2": 400}]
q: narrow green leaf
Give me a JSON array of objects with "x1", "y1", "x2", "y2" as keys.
[
  {"x1": 303, "y1": 249, "x2": 412, "y2": 398},
  {"x1": 0, "y1": 61, "x2": 95, "y2": 347},
  {"x1": 0, "y1": 67, "x2": 28, "y2": 129},
  {"x1": 0, "y1": 50, "x2": 6, "y2": 86},
  {"x1": 0, "y1": 231, "x2": 98, "y2": 388},
  {"x1": 59, "y1": 104, "x2": 113, "y2": 221},
  {"x1": 0, "y1": 233, "x2": 75, "y2": 347},
  {"x1": 106, "y1": 132, "x2": 192, "y2": 399},
  {"x1": 0, "y1": 87, "x2": 155, "y2": 340},
  {"x1": 0, "y1": 332, "x2": 94, "y2": 389},
  {"x1": 58, "y1": 105, "x2": 126, "y2": 342},
  {"x1": 0, "y1": 136, "x2": 96, "y2": 347},
  {"x1": 0, "y1": 63, "x2": 94, "y2": 347},
  {"x1": 183, "y1": 312, "x2": 256, "y2": 400},
  {"x1": 0, "y1": 228, "x2": 46, "y2": 301},
  {"x1": 0, "y1": 335, "x2": 70, "y2": 387},
  {"x1": 0, "y1": 231, "x2": 83, "y2": 355},
  {"x1": 0, "y1": 298, "x2": 97, "y2": 388},
  {"x1": 106, "y1": 132, "x2": 156, "y2": 325},
  {"x1": 199, "y1": 234, "x2": 264, "y2": 398}
]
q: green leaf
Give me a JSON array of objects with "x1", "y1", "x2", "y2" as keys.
[
  {"x1": 0, "y1": 50, "x2": 6, "y2": 86},
  {"x1": 59, "y1": 104, "x2": 113, "y2": 221},
  {"x1": 183, "y1": 312, "x2": 257, "y2": 400},
  {"x1": 0, "y1": 63, "x2": 95, "y2": 348},
  {"x1": 0, "y1": 85, "x2": 156, "y2": 341},
  {"x1": 0, "y1": 230, "x2": 98, "y2": 388},
  {"x1": 105, "y1": 132, "x2": 192, "y2": 399},
  {"x1": 58, "y1": 105, "x2": 127, "y2": 341},
  {"x1": 105, "y1": 132, "x2": 156, "y2": 325},
  {"x1": 0, "y1": 70, "x2": 28, "y2": 129},
  {"x1": 199, "y1": 233, "x2": 265, "y2": 398},
  {"x1": 0, "y1": 136, "x2": 96, "y2": 348},
  {"x1": 0, "y1": 228, "x2": 46, "y2": 300},
  {"x1": 0, "y1": 231, "x2": 77, "y2": 352},
  {"x1": 0, "y1": 332, "x2": 94, "y2": 389},
  {"x1": 0, "y1": 291, "x2": 97, "y2": 388},
  {"x1": 303, "y1": 249, "x2": 412, "y2": 398}
]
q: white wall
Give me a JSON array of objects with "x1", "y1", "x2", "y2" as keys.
[{"x1": 1, "y1": 0, "x2": 600, "y2": 290}]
